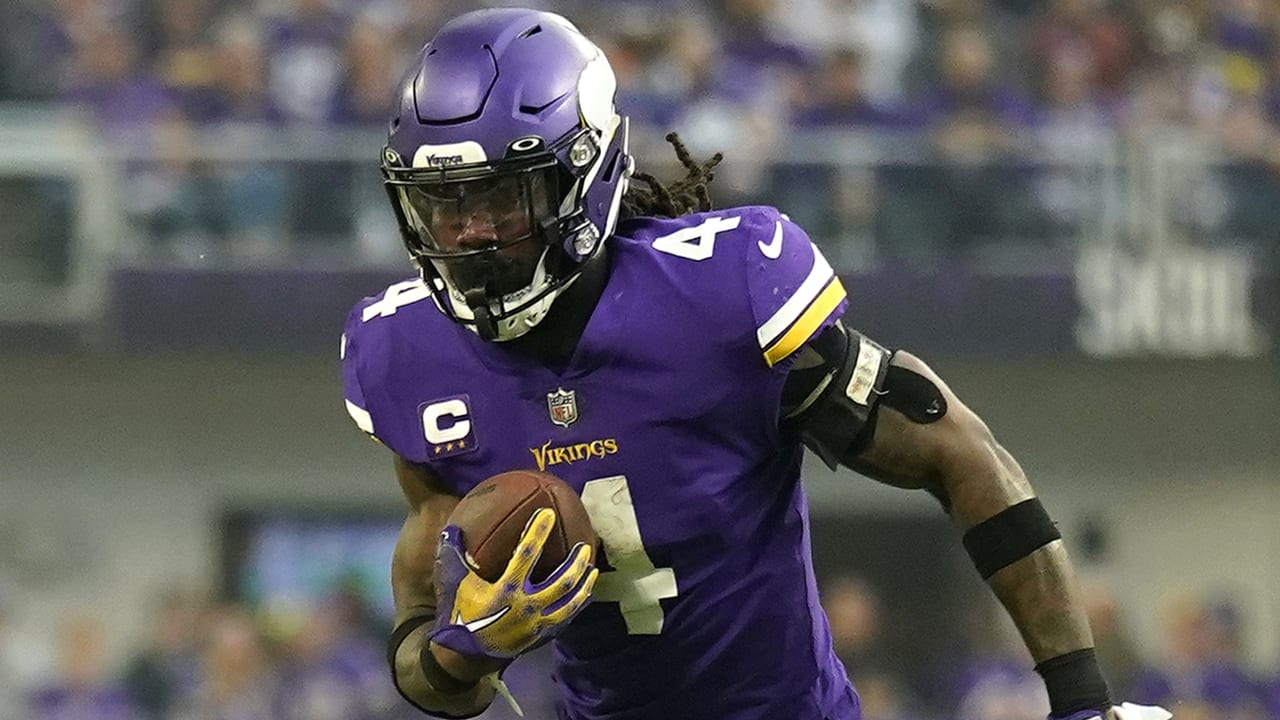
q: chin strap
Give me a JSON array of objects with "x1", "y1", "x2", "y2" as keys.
[{"x1": 464, "y1": 288, "x2": 499, "y2": 341}]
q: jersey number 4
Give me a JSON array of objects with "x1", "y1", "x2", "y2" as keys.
[
  {"x1": 580, "y1": 476, "x2": 677, "y2": 635},
  {"x1": 651, "y1": 216, "x2": 741, "y2": 261},
  {"x1": 361, "y1": 279, "x2": 432, "y2": 321}
]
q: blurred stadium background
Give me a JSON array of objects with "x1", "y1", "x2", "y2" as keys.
[{"x1": 0, "y1": 0, "x2": 1277, "y2": 718}]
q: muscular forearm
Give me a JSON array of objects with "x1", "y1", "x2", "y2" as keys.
[
  {"x1": 391, "y1": 622, "x2": 497, "y2": 714},
  {"x1": 987, "y1": 542, "x2": 1094, "y2": 661},
  {"x1": 390, "y1": 483, "x2": 500, "y2": 717},
  {"x1": 392, "y1": 511, "x2": 440, "y2": 622},
  {"x1": 943, "y1": 440, "x2": 1095, "y2": 663},
  {"x1": 391, "y1": 519, "x2": 500, "y2": 717}
]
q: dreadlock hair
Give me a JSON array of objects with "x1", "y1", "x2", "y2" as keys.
[{"x1": 620, "y1": 132, "x2": 723, "y2": 220}]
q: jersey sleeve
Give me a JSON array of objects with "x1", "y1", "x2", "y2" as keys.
[
  {"x1": 741, "y1": 207, "x2": 849, "y2": 368},
  {"x1": 340, "y1": 303, "x2": 379, "y2": 443}
]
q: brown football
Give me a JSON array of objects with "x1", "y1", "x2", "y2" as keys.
[{"x1": 448, "y1": 470, "x2": 597, "y2": 583}]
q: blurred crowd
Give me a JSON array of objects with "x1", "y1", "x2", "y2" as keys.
[
  {"x1": 3, "y1": 576, "x2": 1279, "y2": 720},
  {"x1": 0, "y1": 0, "x2": 1278, "y2": 267},
  {"x1": 0, "y1": 0, "x2": 1277, "y2": 268},
  {"x1": 822, "y1": 576, "x2": 1280, "y2": 720}
]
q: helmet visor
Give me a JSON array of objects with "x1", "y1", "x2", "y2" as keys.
[{"x1": 395, "y1": 165, "x2": 560, "y2": 299}]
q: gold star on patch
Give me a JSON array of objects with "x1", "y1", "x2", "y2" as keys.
[{"x1": 458, "y1": 439, "x2": 467, "y2": 448}]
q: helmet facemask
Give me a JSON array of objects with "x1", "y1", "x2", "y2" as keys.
[{"x1": 384, "y1": 122, "x2": 627, "y2": 341}]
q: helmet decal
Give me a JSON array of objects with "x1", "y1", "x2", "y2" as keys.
[
  {"x1": 577, "y1": 53, "x2": 616, "y2": 133},
  {"x1": 509, "y1": 137, "x2": 545, "y2": 154},
  {"x1": 412, "y1": 141, "x2": 488, "y2": 169}
]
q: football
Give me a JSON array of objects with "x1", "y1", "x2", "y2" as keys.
[{"x1": 448, "y1": 469, "x2": 597, "y2": 584}]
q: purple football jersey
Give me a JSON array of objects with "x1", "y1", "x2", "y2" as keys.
[{"x1": 343, "y1": 206, "x2": 860, "y2": 720}]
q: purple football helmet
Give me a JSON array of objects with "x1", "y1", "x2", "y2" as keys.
[{"x1": 382, "y1": 9, "x2": 632, "y2": 341}]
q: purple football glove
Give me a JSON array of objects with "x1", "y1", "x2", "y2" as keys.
[{"x1": 429, "y1": 508, "x2": 598, "y2": 663}]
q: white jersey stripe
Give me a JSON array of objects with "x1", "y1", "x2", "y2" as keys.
[
  {"x1": 755, "y1": 248, "x2": 836, "y2": 349},
  {"x1": 345, "y1": 399, "x2": 375, "y2": 435}
]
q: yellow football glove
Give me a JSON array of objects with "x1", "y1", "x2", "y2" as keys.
[{"x1": 430, "y1": 507, "x2": 598, "y2": 661}]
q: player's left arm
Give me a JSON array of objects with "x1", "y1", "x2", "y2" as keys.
[
  {"x1": 784, "y1": 327, "x2": 1168, "y2": 720},
  {"x1": 843, "y1": 350, "x2": 1097, "y2": 664}
]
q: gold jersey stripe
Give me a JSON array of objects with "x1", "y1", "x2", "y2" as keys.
[
  {"x1": 762, "y1": 278, "x2": 847, "y2": 367},
  {"x1": 756, "y1": 249, "x2": 835, "y2": 349}
]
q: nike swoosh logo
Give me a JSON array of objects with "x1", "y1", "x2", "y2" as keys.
[
  {"x1": 758, "y1": 220, "x2": 784, "y2": 259},
  {"x1": 456, "y1": 606, "x2": 511, "y2": 633}
]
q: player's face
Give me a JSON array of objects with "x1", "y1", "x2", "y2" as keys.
[{"x1": 398, "y1": 170, "x2": 557, "y2": 298}]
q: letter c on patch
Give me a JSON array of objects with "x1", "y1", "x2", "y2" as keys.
[{"x1": 423, "y1": 399, "x2": 471, "y2": 444}]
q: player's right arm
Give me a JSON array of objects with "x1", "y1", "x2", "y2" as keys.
[
  {"x1": 342, "y1": 295, "x2": 500, "y2": 716},
  {"x1": 344, "y1": 295, "x2": 591, "y2": 716},
  {"x1": 388, "y1": 455, "x2": 501, "y2": 718}
]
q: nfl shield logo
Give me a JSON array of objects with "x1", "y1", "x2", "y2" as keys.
[{"x1": 547, "y1": 388, "x2": 578, "y2": 428}]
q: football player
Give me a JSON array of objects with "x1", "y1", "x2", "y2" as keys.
[{"x1": 341, "y1": 8, "x2": 1172, "y2": 720}]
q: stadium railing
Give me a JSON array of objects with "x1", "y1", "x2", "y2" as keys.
[{"x1": 0, "y1": 105, "x2": 1272, "y2": 341}]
